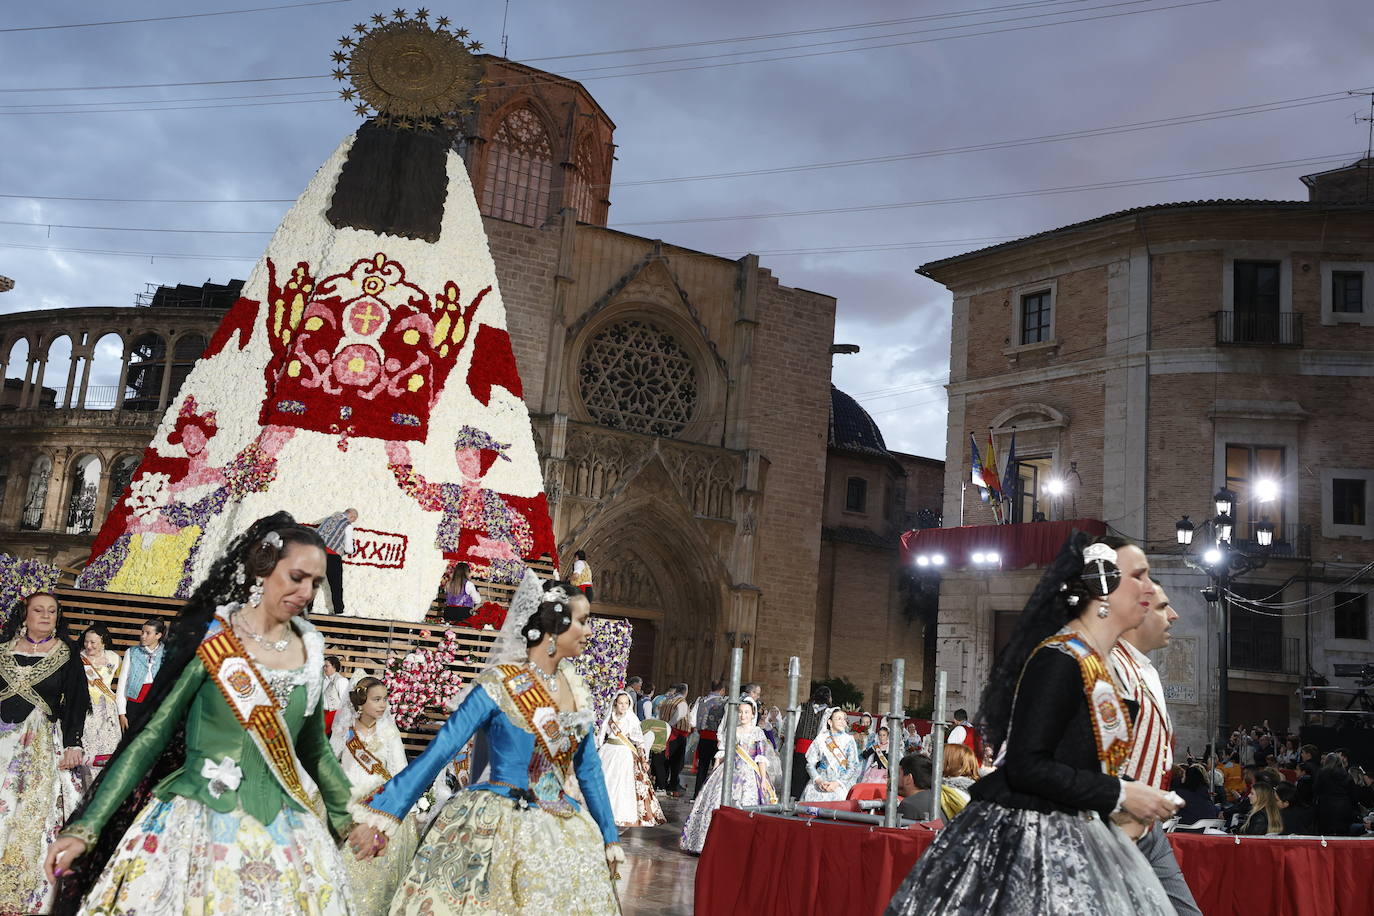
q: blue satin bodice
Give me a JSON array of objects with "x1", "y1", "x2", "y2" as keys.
[{"x1": 365, "y1": 663, "x2": 620, "y2": 845}]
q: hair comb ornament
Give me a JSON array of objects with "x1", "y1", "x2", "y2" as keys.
[{"x1": 1080, "y1": 542, "x2": 1122, "y2": 598}]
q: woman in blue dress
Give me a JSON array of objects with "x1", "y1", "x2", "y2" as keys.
[{"x1": 348, "y1": 572, "x2": 622, "y2": 915}]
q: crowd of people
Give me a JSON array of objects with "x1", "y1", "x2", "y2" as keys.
[
  {"x1": 5, "y1": 519, "x2": 1373, "y2": 915},
  {"x1": 1169, "y1": 727, "x2": 1374, "y2": 837}
]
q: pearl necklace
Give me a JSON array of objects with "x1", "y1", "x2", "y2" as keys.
[{"x1": 233, "y1": 610, "x2": 291, "y2": 653}]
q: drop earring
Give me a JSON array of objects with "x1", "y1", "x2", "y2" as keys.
[
  {"x1": 1096, "y1": 603, "x2": 1110, "y2": 619},
  {"x1": 547, "y1": 634, "x2": 558, "y2": 657},
  {"x1": 249, "y1": 576, "x2": 265, "y2": 608}
]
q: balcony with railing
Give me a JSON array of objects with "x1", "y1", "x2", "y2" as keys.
[
  {"x1": 1215, "y1": 310, "x2": 1303, "y2": 346},
  {"x1": 1231, "y1": 634, "x2": 1301, "y2": 676},
  {"x1": 1231, "y1": 521, "x2": 1311, "y2": 559}
]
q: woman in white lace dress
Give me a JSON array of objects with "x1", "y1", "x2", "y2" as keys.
[
  {"x1": 597, "y1": 690, "x2": 664, "y2": 828},
  {"x1": 78, "y1": 624, "x2": 122, "y2": 772},
  {"x1": 680, "y1": 698, "x2": 780, "y2": 853},
  {"x1": 800, "y1": 707, "x2": 862, "y2": 802},
  {"x1": 332, "y1": 677, "x2": 419, "y2": 916}
]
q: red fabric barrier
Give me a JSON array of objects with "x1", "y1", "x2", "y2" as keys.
[
  {"x1": 899, "y1": 518, "x2": 1107, "y2": 570},
  {"x1": 848, "y1": 783, "x2": 888, "y2": 801},
  {"x1": 695, "y1": 806, "x2": 1374, "y2": 916},
  {"x1": 694, "y1": 807, "x2": 934, "y2": 916}
]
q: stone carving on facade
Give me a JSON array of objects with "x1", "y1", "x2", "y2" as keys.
[{"x1": 596, "y1": 549, "x2": 663, "y2": 609}]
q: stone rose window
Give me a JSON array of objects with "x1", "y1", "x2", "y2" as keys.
[{"x1": 579, "y1": 319, "x2": 698, "y2": 437}]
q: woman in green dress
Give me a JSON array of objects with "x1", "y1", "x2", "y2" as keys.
[{"x1": 44, "y1": 512, "x2": 362, "y2": 915}]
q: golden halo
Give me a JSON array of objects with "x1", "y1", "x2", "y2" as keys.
[{"x1": 338, "y1": 14, "x2": 484, "y2": 124}]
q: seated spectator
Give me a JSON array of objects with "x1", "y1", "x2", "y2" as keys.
[
  {"x1": 1175, "y1": 764, "x2": 1220, "y2": 825},
  {"x1": 941, "y1": 743, "x2": 980, "y2": 794},
  {"x1": 1276, "y1": 781, "x2": 1315, "y2": 835},
  {"x1": 896, "y1": 753, "x2": 937, "y2": 821},
  {"x1": 1298, "y1": 743, "x2": 1319, "y2": 776},
  {"x1": 1235, "y1": 781, "x2": 1284, "y2": 835},
  {"x1": 1315, "y1": 752, "x2": 1360, "y2": 836},
  {"x1": 1219, "y1": 754, "x2": 1245, "y2": 799}
]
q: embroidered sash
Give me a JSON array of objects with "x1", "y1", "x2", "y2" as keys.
[
  {"x1": 347, "y1": 732, "x2": 392, "y2": 781},
  {"x1": 607, "y1": 719, "x2": 639, "y2": 752},
  {"x1": 1037, "y1": 632, "x2": 1133, "y2": 776},
  {"x1": 83, "y1": 655, "x2": 118, "y2": 704},
  {"x1": 0, "y1": 642, "x2": 69, "y2": 716},
  {"x1": 495, "y1": 664, "x2": 575, "y2": 783},
  {"x1": 737, "y1": 740, "x2": 778, "y2": 804},
  {"x1": 820, "y1": 733, "x2": 851, "y2": 772},
  {"x1": 197, "y1": 616, "x2": 314, "y2": 810}
]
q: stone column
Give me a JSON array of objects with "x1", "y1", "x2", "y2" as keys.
[
  {"x1": 113, "y1": 339, "x2": 131, "y2": 410},
  {"x1": 27, "y1": 355, "x2": 48, "y2": 409},
  {"x1": 75, "y1": 346, "x2": 94, "y2": 409},
  {"x1": 724, "y1": 255, "x2": 760, "y2": 451},
  {"x1": 41, "y1": 450, "x2": 69, "y2": 533},
  {"x1": 61, "y1": 347, "x2": 80, "y2": 408},
  {"x1": 157, "y1": 340, "x2": 174, "y2": 409}
]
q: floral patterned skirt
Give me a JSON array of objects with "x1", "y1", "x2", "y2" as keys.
[
  {"x1": 882, "y1": 800, "x2": 1173, "y2": 916},
  {"x1": 389, "y1": 787, "x2": 619, "y2": 916},
  {"x1": 78, "y1": 794, "x2": 355, "y2": 916},
  {"x1": 0, "y1": 709, "x2": 81, "y2": 916},
  {"x1": 341, "y1": 812, "x2": 418, "y2": 916},
  {"x1": 83, "y1": 697, "x2": 122, "y2": 768}
]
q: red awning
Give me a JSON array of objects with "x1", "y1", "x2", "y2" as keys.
[{"x1": 899, "y1": 518, "x2": 1107, "y2": 570}]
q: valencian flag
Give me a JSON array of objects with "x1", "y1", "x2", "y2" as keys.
[
  {"x1": 968, "y1": 434, "x2": 990, "y2": 502},
  {"x1": 76, "y1": 16, "x2": 557, "y2": 621}
]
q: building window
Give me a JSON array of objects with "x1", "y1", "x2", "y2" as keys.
[
  {"x1": 107, "y1": 454, "x2": 140, "y2": 512},
  {"x1": 1320, "y1": 262, "x2": 1374, "y2": 326},
  {"x1": 1321, "y1": 468, "x2": 1374, "y2": 538},
  {"x1": 578, "y1": 319, "x2": 698, "y2": 437},
  {"x1": 20, "y1": 453, "x2": 51, "y2": 531},
  {"x1": 481, "y1": 107, "x2": 554, "y2": 227},
  {"x1": 1332, "y1": 271, "x2": 1365, "y2": 313},
  {"x1": 1229, "y1": 260, "x2": 1287, "y2": 343},
  {"x1": 845, "y1": 477, "x2": 868, "y2": 513},
  {"x1": 1003, "y1": 455, "x2": 1052, "y2": 523},
  {"x1": 1334, "y1": 592, "x2": 1369, "y2": 640},
  {"x1": 1230, "y1": 584, "x2": 1284, "y2": 672},
  {"x1": 1333, "y1": 477, "x2": 1367, "y2": 526},
  {"x1": 1020, "y1": 290, "x2": 1052, "y2": 345},
  {"x1": 566, "y1": 135, "x2": 602, "y2": 224},
  {"x1": 65, "y1": 454, "x2": 101, "y2": 534},
  {"x1": 1224, "y1": 443, "x2": 1285, "y2": 538}
]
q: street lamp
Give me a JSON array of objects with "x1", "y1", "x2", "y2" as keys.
[{"x1": 1179, "y1": 487, "x2": 1273, "y2": 753}]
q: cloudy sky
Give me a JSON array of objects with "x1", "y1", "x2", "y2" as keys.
[{"x1": 2, "y1": 0, "x2": 1371, "y2": 458}]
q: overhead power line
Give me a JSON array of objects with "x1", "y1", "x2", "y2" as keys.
[
  {"x1": 0, "y1": 0, "x2": 1211, "y2": 95},
  {"x1": 521, "y1": 0, "x2": 1092, "y2": 62},
  {"x1": 0, "y1": 0, "x2": 352, "y2": 33},
  {"x1": 613, "y1": 152, "x2": 1362, "y2": 227},
  {"x1": 1, "y1": 151, "x2": 1359, "y2": 237}
]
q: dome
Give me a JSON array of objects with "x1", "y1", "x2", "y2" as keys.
[{"x1": 828, "y1": 385, "x2": 888, "y2": 455}]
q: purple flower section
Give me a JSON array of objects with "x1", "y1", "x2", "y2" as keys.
[
  {"x1": 573, "y1": 619, "x2": 633, "y2": 723},
  {"x1": 0, "y1": 555, "x2": 62, "y2": 627}
]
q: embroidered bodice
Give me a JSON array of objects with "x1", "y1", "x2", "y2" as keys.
[
  {"x1": 254, "y1": 661, "x2": 309, "y2": 709},
  {"x1": 0, "y1": 641, "x2": 87, "y2": 744},
  {"x1": 362, "y1": 659, "x2": 619, "y2": 845}
]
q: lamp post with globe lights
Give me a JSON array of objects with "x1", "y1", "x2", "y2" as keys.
[{"x1": 1176, "y1": 486, "x2": 1275, "y2": 749}]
